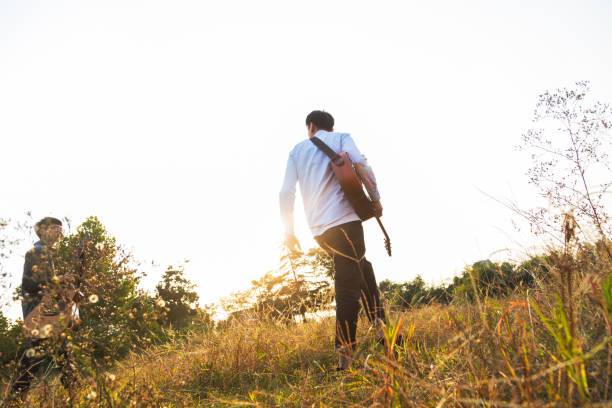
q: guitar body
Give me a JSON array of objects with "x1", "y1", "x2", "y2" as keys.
[
  {"x1": 330, "y1": 152, "x2": 376, "y2": 221},
  {"x1": 22, "y1": 289, "x2": 79, "y2": 339},
  {"x1": 330, "y1": 152, "x2": 392, "y2": 256},
  {"x1": 310, "y1": 137, "x2": 392, "y2": 256}
]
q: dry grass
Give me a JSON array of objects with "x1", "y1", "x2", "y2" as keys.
[{"x1": 5, "y1": 245, "x2": 612, "y2": 407}]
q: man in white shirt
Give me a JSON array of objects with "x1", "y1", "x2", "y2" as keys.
[{"x1": 279, "y1": 110, "x2": 386, "y2": 370}]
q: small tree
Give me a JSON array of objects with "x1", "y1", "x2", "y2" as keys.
[
  {"x1": 520, "y1": 81, "x2": 612, "y2": 253},
  {"x1": 54, "y1": 216, "x2": 163, "y2": 362},
  {"x1": 0, "y1": 310, "x2": 25, "y2": 378},
  {"x1": 520, "y1": 82, "x2": 612, "y2": 402},
  {"x1": 221, "y1": 247, "x2": 334, "y2": 323},
  {"x1": 155, "y1": 266, "x2": 199, "y2": 330}
]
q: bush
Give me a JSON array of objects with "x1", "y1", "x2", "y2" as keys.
[{"x1": 155, "y1": 266, "x2": 200, "y2": 330}]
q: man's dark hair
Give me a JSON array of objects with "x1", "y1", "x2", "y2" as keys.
[
  {"x1": 34, "y1": 217, "x2": 62, "y2": 238},
  {"x1": 305, "y1": 110, "x2": 334, "y2": 131}
]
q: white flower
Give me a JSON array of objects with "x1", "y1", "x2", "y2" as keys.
[
  {"x1": 106, "y1": 373, "x2": 116, "y2": 381},
  {"x1": 89, "y1": 294, "x2": 99, "y2": 304},
  {"x1": 156, "y1": 298, "x2": 166, "y2": 308},
  {"x1": 87, "y1": 390, "x2": 97, "y2": 400},
  {"x1": 30, "y1": 329, "x2": 39, "y2": 337},
  {"x1": 95, "y1": 242, "x2": 105, "y2": 251},
  {"x1": 25, "y1": 348, "x2": 36, "y2": 358},
  {"x1": 41, "y1": 324, "x2": 53, "y2": 337}
]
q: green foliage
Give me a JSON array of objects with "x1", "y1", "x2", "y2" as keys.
[
  {"x1": 0, "y1": 311, "x2": 25, "y2": 367},
  {"x1": 381, "y1": 256, "x2": 546, "y2": 310},
  {"x1": 379, "y1": 275, "x2": 450, "y2": 309},
  {"x1": 450, "y1": 260, "x2": 516, "y2": 300},
  {"x1": 52, "y1": 216, "x2": 164, "y2": 362},
  {"x1": 155, "y1": 266, "x2": 200, "y2": 330},
  {"x1": 0, "y1": 216, "x2": 216, "y2": 390},
  {"x1": 531, "y1": 296, "x2": 591, "y2": 400},
  {"x1": 222, "y1": 247, "x2": 334, "y2": 323}
]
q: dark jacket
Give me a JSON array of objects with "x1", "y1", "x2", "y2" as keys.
[{"x1": 22, "y1": 241, "x2": 55, "y2": 318}]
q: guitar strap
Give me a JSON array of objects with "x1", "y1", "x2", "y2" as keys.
[{"x1": 310, "y1": 137, "x2": 345, "y2": 166}]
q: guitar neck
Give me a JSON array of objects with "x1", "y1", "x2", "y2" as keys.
[
  {"x1": 375, "y1": 216, "x2": 392, "y2": 257},
  {"x1": 375, "y1": 217, "x2": 389, "y2": 240}
]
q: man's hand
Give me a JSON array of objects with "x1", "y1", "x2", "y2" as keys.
[
  {"x1": 284, "y1": 234, "x2": 302, "y2": 255},
  {"x1": 373, "y1": 201, "x2": 383, "y2": 217}
]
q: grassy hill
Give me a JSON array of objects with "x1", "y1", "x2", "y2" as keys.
[{"x1": 8, "y1": 275, "x2": 612, "y2": 407}]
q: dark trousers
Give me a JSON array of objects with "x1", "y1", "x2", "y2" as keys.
[
  {"x1": 315, "y1": 220, "x2": 386, "y2": 351},
  {"x1": 11, "y1": 339, "x2": 45, "y2": 394},
  {"x1": 11, "y1": 338, "x2": 76, "y2": 395}
]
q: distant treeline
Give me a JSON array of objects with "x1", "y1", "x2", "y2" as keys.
[
  {"x1": 221, "y1": 245, "x2": 564, "y2": 322},
  {"x1": 379, "y1": 254, "x2": 551, "y2": 309}
]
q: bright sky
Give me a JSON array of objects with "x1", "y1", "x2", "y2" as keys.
[{"x1": 1, "y1": 0, "x2": 612, "y2": 318}]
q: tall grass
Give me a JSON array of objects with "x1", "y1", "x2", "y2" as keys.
[{"x1": 4, "y1": 237, "x2": 612, "y2": 407}]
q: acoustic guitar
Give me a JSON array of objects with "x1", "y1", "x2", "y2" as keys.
[
  {"x1": 22, "y1": 236, "x2": 92, "y2": 339},
  {"x1": 22, "y1": 288, "x2": 79, "y2": 339},
  {"x1": 310, "y1": 137, "x2": 392, "y2": 256}
]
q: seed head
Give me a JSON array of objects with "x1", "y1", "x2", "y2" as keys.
[{"x1": 41, "y1": 324, "x2": 53, "y2": 337}]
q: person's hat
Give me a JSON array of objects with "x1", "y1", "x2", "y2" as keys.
[{"x1": 34, "y1": 217, "x2": 63, "y2": 239}]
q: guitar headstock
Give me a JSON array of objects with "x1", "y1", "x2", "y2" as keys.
[
  {"x1": 375, "y1": 217, "x2": 392, "y2": 257},
  {"x1": 384, "y1": 237, "x2": 392, "y2": 257}
]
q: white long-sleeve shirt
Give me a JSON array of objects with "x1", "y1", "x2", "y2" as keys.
[{"x1": 279, "y1": 130, "x2": 380, "y2": 237}]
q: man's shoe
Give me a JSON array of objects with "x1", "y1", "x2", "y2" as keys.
[{"x1": 337, "y1": 347, "x2": 353, "y2": 371}]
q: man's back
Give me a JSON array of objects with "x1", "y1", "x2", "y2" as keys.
[
  {"x1": 280, "y1": 111, "x2": 388, "y2": 371},
  {"x1": 280, "y1": 130, "x2": 364, "y2": 237},
  {"x1": 22, "y1": 240, "x2": 51, "y2": 318}
]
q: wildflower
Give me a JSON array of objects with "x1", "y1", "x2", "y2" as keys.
[
  {"x1": 156, "y1": 298, "x2": 166, "y2": 308},
  {"x1": 25, "y1": 348, "x2": 36, "y2": 358},
  {"x1": 95, "y1": 242, "x2": 105, "y2": 251},
  {"x1": 107, "y1": 373, "x2": 116, "y2": 381},
  {"x1": 87, "y1": 390, "x2": 97, "y2": 400},
  {"x1": 41, "y1": 324, "x2": 53, "y2": 337},
  {"x1": 88, "y1": 294, "x2": 99, "y2": 304},
  {"x1": 51, "y1": 275, "x2": 60, "y2": 284}
]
